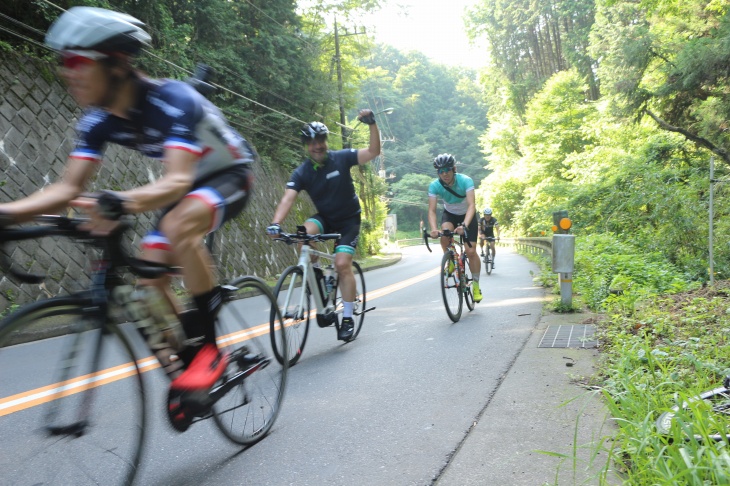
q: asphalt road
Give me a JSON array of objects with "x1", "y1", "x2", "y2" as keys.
[{"x1": 0, "y1": 245, "x2": 545, "y2": 485}]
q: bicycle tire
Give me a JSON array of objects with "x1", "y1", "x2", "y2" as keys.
[
  {"x1": 212, "y1": 276, "x2": 288, "y2": 445},
  {"x1": 333, "y1": 260, "x2": 367, "y2": 342},
  {"x1": 656, "y1": 385, "x2": 730, "y2": 442},
  {"x1": 463, "y1": 254, "x2": 475, "y2": 311},
  {"x1": 485, "y1": 252, "x2": 493, "y2": 275},
  {"x1": 0, "y1": 296, "x2": 146, "y2": 486},
  {"x1": 440, "y1": 252, "x2": 463, "y2": 322},
  {"x1": 271, "y1": 265, "x2": 311, "y2": 366}
]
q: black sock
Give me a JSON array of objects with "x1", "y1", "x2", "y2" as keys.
[{"x1": 193, "y1": 285, "x2": 223, "y2": 345}]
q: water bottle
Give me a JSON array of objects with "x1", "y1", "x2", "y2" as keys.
[
  {"x1": 324, "y1": 265, "x2": 335, "y2": 296},
  {"x1": 114, "y1": 285, "x2": 186, "y2": 377}
]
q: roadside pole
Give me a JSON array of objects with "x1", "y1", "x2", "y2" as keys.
[{"x1": 551, "y1": 211, "x2": 574, "y2": 307}]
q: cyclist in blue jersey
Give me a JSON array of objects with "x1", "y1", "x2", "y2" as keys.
[
  {"x1": 266, "y1": 113, "x2": 381, "y2": 341},
  {"x1": 0, "y1": 7, "x2": 257, "y2": 430},
  {"x1": 428, "y1": 154, "x2": 483, "y2": 302}
]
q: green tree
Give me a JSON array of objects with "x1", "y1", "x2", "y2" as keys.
[{"x1": 389, "y1": 173, "x2": 433, "y2": 232}]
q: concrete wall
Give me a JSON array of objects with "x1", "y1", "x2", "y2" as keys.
[{"x1": 0, "y1": 52, "x2": 312, "y2": 307}]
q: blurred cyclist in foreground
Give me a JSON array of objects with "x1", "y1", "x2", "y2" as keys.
[{"x1": 0, "y1": 6, "x2": 257, "y2": 430}]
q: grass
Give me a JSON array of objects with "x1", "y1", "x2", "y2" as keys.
[
  {"x1": 514, "y1": 238, "x2": 730, "y2": 484},
  {"x1": 593, "y1": 283, "x2": 730, "y2": 484}
]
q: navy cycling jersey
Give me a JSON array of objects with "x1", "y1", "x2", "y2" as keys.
[
  {"x1": 479, "y1": 217, "x2": 499, "y2": 237},
  {"x1": 71, "y1": 78, "x2": 256, "y2": 181},
  {"x1": 286, "y1": 149, "x2": 360, "y2": 222}
]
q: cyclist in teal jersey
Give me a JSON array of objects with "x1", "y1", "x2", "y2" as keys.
[{"x1": 427, "y1": 154, "x2": 483, "y2": 302}]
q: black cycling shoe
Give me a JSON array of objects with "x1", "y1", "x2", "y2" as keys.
[{"x1": 338, "y1": 317, "x2": 355, "y2": 341}]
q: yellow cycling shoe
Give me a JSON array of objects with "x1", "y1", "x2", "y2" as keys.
[{"x1": 472, "y1": 281, "x2": 483, "y2": 303}]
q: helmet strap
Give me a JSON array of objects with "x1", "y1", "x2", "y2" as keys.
[{"x1": 97, "y1": 57, "x2": 135, "y2": 109}]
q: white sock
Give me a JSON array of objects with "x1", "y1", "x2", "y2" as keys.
[{"x1": 343, "y1": 301, "x2": 354, "y2": 318}]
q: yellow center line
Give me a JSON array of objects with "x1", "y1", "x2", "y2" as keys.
[{"x1": 0, "y1": 266, "x2": 439, "y2": 417}]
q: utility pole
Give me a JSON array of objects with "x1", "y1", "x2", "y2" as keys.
[
  {"x1": 334, "y1": 17, "x2": 346, "y2": 148},
  {"x1": 333, "y1": 16, "x2": 366, "y2": 148},
  {"x1": 378, "y1": 133, "x2": 396, "y2": 178}
]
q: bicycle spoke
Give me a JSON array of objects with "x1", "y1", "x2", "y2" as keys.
[
  {"x1": 212, "y1": 276, "x2": 288, "y2": 446},
  {"x1": 0, "y1": 299, "x2": 145, "y2": 486},
  {"x1": 440, "y1": 252, "x2": 463, "y2": 322},
  {"x1": 272, "y1": 266, "x2": 310, "y2": 366}
]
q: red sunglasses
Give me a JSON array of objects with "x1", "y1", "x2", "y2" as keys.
[{"x1": 60, "y1": 51, "x2": 108, "y2": 70}]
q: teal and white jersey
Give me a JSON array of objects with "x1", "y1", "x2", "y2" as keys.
[{"x1": 428, "y1": 173, "x2": 475, "y2": 215}]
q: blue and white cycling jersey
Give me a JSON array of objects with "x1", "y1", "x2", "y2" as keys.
[
  {"x1": 70, "y1": 78, "x2": 256, "y2": 181},
  {"x1": 428, "y1": 173, "x2": 475, "y2": 215}
]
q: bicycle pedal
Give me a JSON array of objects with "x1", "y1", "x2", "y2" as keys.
[
  {"x1": 316, "y1": 313, "x2": 337, "y2": 328},
  {"x1": 230, "y1": 348, "x2": 263, "y2": 368},
  {"x1": 166, "y1": 388, "x2": 213, "y2": 432},
  {"x1": 167, "y1": 395, "x2": 193, "y2": 432}
]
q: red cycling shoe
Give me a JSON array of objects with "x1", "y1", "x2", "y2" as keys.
[{"x1": 167, "y1": 343, "x2": 227, "y2": 431}]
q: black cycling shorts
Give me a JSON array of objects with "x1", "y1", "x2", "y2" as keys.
[
  {"x1": 307, "y1": 213, "x2": 361, "y2": 255},
  {"x1": 142, "y1": 165, "x2": 253, "y2": 251},
  {"x1": 441, "y1": 210, "x2": 478, "y2": 243}
]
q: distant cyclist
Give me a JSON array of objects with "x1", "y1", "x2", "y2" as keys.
[
  {"x1": 427, "y1": 154, "x2": 482, "y2": 302},
  {"x1": 478, "y1": 208, "x2": 500, "y2": 266},
  {"x1": 0, "y1": 7, "x2": 257, "y2": 429},
  {"x1": 266, "y1": 111, "x2": 381, "y2": 341}
]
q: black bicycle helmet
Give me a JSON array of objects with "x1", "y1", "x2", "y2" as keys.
[
  {"x1": 45, "y1": 6, "x2": 151, "y2": 55},
  {"x1": 433, "y1": 153, "x2": 456, "y2": 170},
  {"x1": 300, "y1": 122, "x2": 329, "y2": 143}
]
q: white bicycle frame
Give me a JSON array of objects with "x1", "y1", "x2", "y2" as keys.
[{"x1": 287, "y1": 243, "x2": 338, "y2": 319}]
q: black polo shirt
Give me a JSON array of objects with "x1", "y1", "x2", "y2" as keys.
[{"x1": 286, "y1": 149, "x2": 360, "y2": 222}]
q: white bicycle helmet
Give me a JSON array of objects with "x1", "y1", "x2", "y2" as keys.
[
  {"x1": 300, "y1": 122, "x2": 329, "y2": 143},
  {"x1": 45, "y1": 6, "x2": 151, "y2": 55},
  {"x1": 483, "y1": 208, "x2": 493, "y2": 215}
]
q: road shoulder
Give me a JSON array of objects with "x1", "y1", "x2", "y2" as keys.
[{"x1": 436, "y1": 311, "x2": 620, "y2": 485}]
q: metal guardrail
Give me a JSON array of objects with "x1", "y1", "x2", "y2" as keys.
[
  {"x1": 394, "y1": 236, "x2": 553, "y2": 254},
  {"x1": 502, "y1": 237, "x2": 552, "y2": 256}
]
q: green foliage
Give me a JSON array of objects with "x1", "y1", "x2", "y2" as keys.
[
  {"x1": 574, "y1": 234, "x2": 693, "y2": 312},
  {"x1": 597, "y1": 283, "x2": 730, "y2": 484},
  {"x1": 355, "y1": 45, "x2": 490, "y2": 226},
  {"x1": 388, "y1": 173, "x2": 432, "y2": 231}
]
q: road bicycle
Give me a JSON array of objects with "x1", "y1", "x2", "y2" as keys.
[
  {"x1": 0, "y1": 215, "x2": 288, "y2": 486},
  {"x1": 481, "y1": 236, "x2": 497, "y2": 275},
  {"x1": 272, "y1": 226, "x2": 374, "y2": 367},
  {"x1": 423, "y1": 228, "x2": 474, "y2": 322},
  {"x1": 656, "y1": 375, "x2": 730, "y2": 442}
]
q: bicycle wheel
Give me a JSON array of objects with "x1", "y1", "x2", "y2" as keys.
[
  {"x1": 485, "y1": 252, "x2": 493, "y2": 275},
  {"x1": 440, "y1": 252, "x2": 463, "y2": 322},
  {"x1": 0, "y1": 296, "x2": 146, "y2": 486},
  {"x1": 272, "y1": 265, "x2": 310, "y2": 366},
  {"x1": 463, "y1": 255, "x2": 475, "y2": 311},
  {"x1": 213, "y1": 276, "x2": 288, "y2": 445},
  {"x1": 333, "y1": 260, "x2": 367, "y2": 342},
  {"x1": 656, "y1": 384, "x2": 730, "y2": 442}
]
